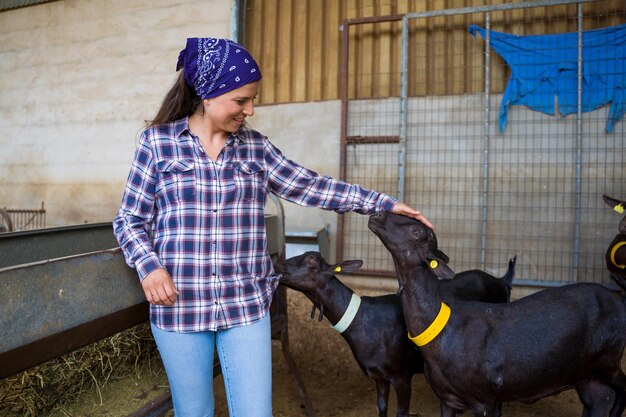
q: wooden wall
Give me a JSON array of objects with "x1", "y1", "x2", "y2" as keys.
[{"x1": 244, "y1": 0, "x2": 625, "y2": 104}]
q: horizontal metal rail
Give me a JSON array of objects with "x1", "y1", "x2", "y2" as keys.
[
  {"x1": 0, "y1": 248, "x2": 146, "y2": 377},
  {"x1": 0, "y1": 222, "x2": 117, "y2": 268}
]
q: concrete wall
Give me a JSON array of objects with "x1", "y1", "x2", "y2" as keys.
[
  {"x1": 251, "y1": 100, "x2": 344, "y2": 260},
  {"x1": 0, "y1": 0, "x2": 348, "y2": 259},
  {"x1": 0, "y1": 0, "x2": 233, "y2": 226}
]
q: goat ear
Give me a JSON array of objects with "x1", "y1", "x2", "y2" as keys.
[
  {"x1": 603, "y1": 195, "x2": 626, "y2": 213},
  {"x1": 433, "y1": 249, "x2": 450, "y2": 263},
  {"x1": 331, "y1": 260, "x2": 363, "y2": 274},
  {"x1": 426, "y1": 257, "x2": 456, "y2": 279}
]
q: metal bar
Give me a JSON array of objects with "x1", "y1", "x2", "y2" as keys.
[
  {"x1": 480, "y1": 14, "x2": 491, "y2": 270},
  {"x1": 404, "y1": 0, "x2": 595, "y2": 20},
  {"x1": 338, "y1": 14, "x2": 405, "y2": 264},
  {"x1": 346, "y1": 135, "x2": 400, "y2": 144},
  {"x1": 273, "y1": 285, "x2": 316, "y2": 417},
  {"x1": 0, "y1": 222, "x2": 117, "y2": 268},
  {"x1": 230, "y1": 0, "x2": 242, "y2": 43},
  {"x1": 337, "y1": 18, "x2": 351, "y2": 263},
  {"x1": 572, "y1": 3, "x2": 584, "y2": 282},
  {"x1": 358, "y1": 268, "x2": 395, "y2": 278},
  {"x1": 341, "y1": 14, "x2": 403, "y2": 27},
  {"x1": 125, "y1": 390, "x2": 173, "y2": 417},
  {"x1": 0, "y1": 0, "x2": 59, "y2": 13},
  {"x1": 398, "y1": 15, "x2": 409, "y2": 202}
]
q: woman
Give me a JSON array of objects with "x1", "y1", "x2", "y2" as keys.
[{"x1": 113, "y1": 37, "x2": 433, "y2": 417}]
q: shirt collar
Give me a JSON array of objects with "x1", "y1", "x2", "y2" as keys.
[
  {"x1": 173, "y1": 117, "x2": 191, "y2": 139},
  {"x1": 230, "y1": 128, "x2": 247, "y2": 145},
  {"x1": 172, "y1": 117, "x2": 247, "y2": 145}
]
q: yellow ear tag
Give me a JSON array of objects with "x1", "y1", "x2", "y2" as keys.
[
  {"x1": 614, "y1": 204, "x2": 625, "y2": 214},
  {"x1": 334, "y1": 266, "x2": 342, "y2": 273},
  {"x1": 430, "y1": 260, "x2": 439, "y2": 269}
]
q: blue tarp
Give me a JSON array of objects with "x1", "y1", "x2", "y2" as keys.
[{"x1": 468, "y1": 24, "x2": 626, "y2": 133}]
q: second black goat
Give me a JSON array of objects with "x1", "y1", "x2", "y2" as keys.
[{"x1": 277, "y1": 251, "x2": 516, "y2": 417}]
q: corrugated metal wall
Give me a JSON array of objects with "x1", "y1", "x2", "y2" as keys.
[{"x1": 244, "y1": 0, "x2": 624, "y2": 104}]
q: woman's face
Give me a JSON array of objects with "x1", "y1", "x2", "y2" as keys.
[{"x1": 204, "y1": 81, "x2": 260, "y2": 134}]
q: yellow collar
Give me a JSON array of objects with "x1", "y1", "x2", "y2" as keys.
[
  {"x1": 408, "y1": 302, "x2": 451, "y2": 346},
  {"x1": 610, "y1": 241, "x2": 626, "y2": 269}
]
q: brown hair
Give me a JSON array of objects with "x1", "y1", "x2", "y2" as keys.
[{"x1": 147, "y1": 72, "x2": 203, "y2": 127}]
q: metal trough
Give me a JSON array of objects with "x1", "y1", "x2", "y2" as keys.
[
  {"x1": 0, "y1": 224, "x2": 145, "y2": 378},
  {"x1": 0, "y1": 197, "x2": 316, "y2": 416}
]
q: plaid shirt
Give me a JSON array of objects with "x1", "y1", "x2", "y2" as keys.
[{"x1": 113, "y1": 118, "x2": 396, "y2": 332}]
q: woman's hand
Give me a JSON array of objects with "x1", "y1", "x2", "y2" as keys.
[
  {"x1": 391, "y1": 202, "x2": 435, "y2": 230},
  {"x1": 141, "y1": 268, "x2": 179, "y2": 306}
]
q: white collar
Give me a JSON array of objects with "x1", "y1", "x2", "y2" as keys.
[{"x1": 330, "y1": 293, "x2": 361, "y2": 333}]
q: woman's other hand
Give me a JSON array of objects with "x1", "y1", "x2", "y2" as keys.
[
  {"x1": 141, "y1": 268, "x2": 179, "y2": 305},
  {"x1": 391, "y1": 202, "x2": 435, "y2": 230}
]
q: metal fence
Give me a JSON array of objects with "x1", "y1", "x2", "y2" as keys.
[
  {"x1": 1, "y1": 202, "x2": 46, "y2": 232},
  {"x1": 339, "y1": 0, "x2": 626, "y2": 286}
]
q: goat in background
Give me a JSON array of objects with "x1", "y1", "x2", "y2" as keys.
[{"x1": 604, "y1": 194, "x2": 626, "y2": 290}]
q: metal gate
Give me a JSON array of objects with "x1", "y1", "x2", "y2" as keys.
[
  {"x1": 1, "y1": 202, "x2": 46, "y2": 232},
  {"x1": 339, "y1": 0, "x2": 626, "y2": 286}
]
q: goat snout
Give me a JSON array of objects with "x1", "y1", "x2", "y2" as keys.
[{"x1": 368, "y1": 211, "x2": 389, "y2": 225}]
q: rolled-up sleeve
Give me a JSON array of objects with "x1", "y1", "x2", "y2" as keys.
[
  {"x1": 113, "y1": 131, "x2": 164, "y2": 280},
  {"x1": 264, "y1": 138, "x2": 397, "y2": 214}
]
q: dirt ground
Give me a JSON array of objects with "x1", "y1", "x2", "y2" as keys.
[{"x1": 49, "y1": 287, "x2": 625, "y2": 417}]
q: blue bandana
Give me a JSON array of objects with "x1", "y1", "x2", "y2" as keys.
[{"x1": 176, "y1": 38, "x2": 262, "y2": 99}]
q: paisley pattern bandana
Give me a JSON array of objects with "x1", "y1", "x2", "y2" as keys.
[{"x1": 176, "y1": 38, "x2": 262, "y2": 99}]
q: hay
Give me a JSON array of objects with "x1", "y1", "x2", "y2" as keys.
[{"x1": 0, "y1": 322, "x2": 161, "y2": 417}]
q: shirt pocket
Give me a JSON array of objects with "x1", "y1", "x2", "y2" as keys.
[
  {"x1": 233, "y1": 161, "x2": 266, "y2": 203},
  {"x1": 155, "y1": 159, "x2": 197, "y2": 204}
]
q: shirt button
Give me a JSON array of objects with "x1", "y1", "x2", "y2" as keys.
[{"x1": 213, "y1": 209, "x2": 218, "y2": 213}]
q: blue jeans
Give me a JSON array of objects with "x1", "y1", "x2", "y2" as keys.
[{"x1": 151, "y1": 314, "x2": 273, "y2": 417}]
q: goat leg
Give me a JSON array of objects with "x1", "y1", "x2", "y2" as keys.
[
  {"x1": 392, "y1": 377, "x2": 412, "y2": 417},
  {"x1": 608, "y1": 374, "x2": 626, "y2": 417},
  {"x1": 374, "y1": 380, "x2": 390, "y2": 417},
  {"x1": 318, "y1": 304, "x2": 324, "y2": 321},
  {"x1": 310, "y1": 304, "x2": 317, "y2": 320},
  {"x1": 576, "y1": 380, "x2": 614, "y2": 417}
]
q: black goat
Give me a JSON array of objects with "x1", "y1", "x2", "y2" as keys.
[
  {"x1": 604, "y1": 194, "x2": 626, "y2": 291},
  {"x1": 368, "y1": 211, "x2": 626, "y2": 417},
  {"x1": 278, "y1": 251, "x2": 515, "y2": 417}
]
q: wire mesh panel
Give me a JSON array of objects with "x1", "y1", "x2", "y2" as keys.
[
  {"x1": 343, "y1": 105, "x2": 401, "y2": 273},
  {"x1": 341, "y1": 0, "x2": 626, "y2": 286}
]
